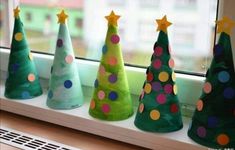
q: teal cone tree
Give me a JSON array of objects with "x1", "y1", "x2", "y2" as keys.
[
  {"x1": 88, "y1": 11, "x2": 133, "y2": 121},
  {"x1": 5, "y1": 7, "x2": 42, "y2": 99},
  {"x1": 46, "y1": 10, "x2": 83, "y2": 109},
  {"x1": 188, "y1": 17, "x2": 235, "y2": 149},
  {"x1": 134, "y1": 16, "x2": 183, "y2": 132}
]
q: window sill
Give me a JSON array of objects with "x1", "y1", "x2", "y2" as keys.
[{"x1": 0, "y1": 81, "x2": 205, "y2": 150}]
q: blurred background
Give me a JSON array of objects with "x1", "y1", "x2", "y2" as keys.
[{"x1": 0, "y1": 0, "x2": 218, "y2": 74}]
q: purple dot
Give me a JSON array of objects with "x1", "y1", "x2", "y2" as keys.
[
  {"x1": 108, "y1": 74, "x2": 117, "y2": 83},
  {"x1": 64, "y1": 80, "x2": 72, "y2": 88},
  {"x1": 57, "y1": 39, "x2": 63, "y2": 47},
  {"x1": 12, "y1": 63, "x2": 20, "y2": 72},
  {"x1": 197, "y1": 126, "x2": 206, "y2": 138},
  {"x1": 214, "y1": 44, "x2": 223, "y2": 56},
  {"x1": 111, "y1": 34, "x2": 120, "y2": 44},
  {"x1": 109, "y1": 91, "x2": 118, "y2": 101},
  {"x1": 152, "y1": 82, "x2": 162, "y2": 91},
  {"x1": 223, "y1": 87, "x2": 235, "y2": 99},
  {"x1": 208, "y1": 116, "x2": 218, "y2": 128}
]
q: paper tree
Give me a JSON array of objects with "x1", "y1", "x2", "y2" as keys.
[
  {"x1": 5, "y1": 7, "x2": 42, "y2": 99},
  {"x1": 46, "y1": 10, "x2": 83, "y2": 109},
  {"x1": 134, "y1": 16, "x2": 183, "y2": 132},
  {"x1": 188, "y1": 17, "x2": 235, "y2": 148},
  {"x1": 88, "y1": 11, "x2": 133, "y2": 121}
]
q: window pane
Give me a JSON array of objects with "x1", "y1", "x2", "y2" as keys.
[
  {"x1": 0, "y1": 0, "x2": 9, "y2": 47},
  {"x1": 15, "y1": 0, "x2": 218, "y2": 74}
]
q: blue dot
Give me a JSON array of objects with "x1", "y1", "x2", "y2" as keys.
[
  {"x1": 51, "y1": 66, "x2": 53, "y2": 74},
  {"x1": 64, "y1": 80, "x2": 72, "y2": 89},
  {"x1": 48, "y1": 90, "x2": 53, "y2": 99},
  {"x1": 207, "y1": 116, "x2": 218, "y2": 128},
  {"x1": 21, "y1": 91, "x2": 30, "y2": 99},
  {"x1": 12, "y1": 63, "x2": 20, "y2": 73},
  {"x1": 108, "y1": 91, "x2": 118, "y2": 101},
  {"x1": 223, "y1": 87, "x2": 234, "y2": 99},
  {"x1": 102, "y1": 45, "x2": 107, "y2": 54},
  {"x1": 214, "y1": 44, "x2": 223, "y2": 56},
  {"x1": 94, "y1": 79, "x2": 99, "y2": 88},
  {"x1": 218, "y1": 71, "x2": 230, "y2": 83}
]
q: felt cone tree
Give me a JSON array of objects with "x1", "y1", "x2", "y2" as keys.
[
  {"x1": 89, "y1": 11, "x2": 133, "y2": 121},
  {"x1": 188, "y1": 17, "x2": 235, "y2": 149},
  {"x1": 5, "y1": 7, "x2": 42, "y2": 99},
  {"x1": 46, "y1": 10, "x2": 83, "y2": 109},
  {"x1": 134, "y1": 16, "x2": 183, "y2": 132}
]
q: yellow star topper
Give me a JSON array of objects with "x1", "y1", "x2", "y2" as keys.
[
  {"x1": 14, "y1": 6, "x2": 20, "y2": 18},
  {"x1": 216, "y1": 16, "x2": 235, "y2": 35},
  {"x1": 105, "y1": 10, "x2": 120, "y2": 26},
  {"x1": 156, "y1": 15, "x2": 172, "y2": 33},
  {"x1": 57, "y1": 10, "x2": 68, "y2": 24}
]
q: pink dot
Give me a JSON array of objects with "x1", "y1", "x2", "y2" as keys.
[
  {"x1": 156, "y1": 94, "x2": 166, "y2": 104},
  {"x1": 164, "y1": 84, "x2": 173, "y2": 94},
  {"x1": 168, "y1": 58, "x2": 175, "y2": 68},
  {"x1": 140, "y1": 90, "x2": 145, "y2": 100},
  {"x1": 153, "y1": 59, "x2": 162, "y2": 69},
  {"x1": 111, "y1": 34, "x2": 120, "y2": 44},
  {"x1": 203, "y1": 82, "x2": 212, "y2": 94},
  {"x1": 108, "y1": 56, "x2": 118, "y2": 66},
  {"x1": 197, "y1": 126, "x2": 206, "y2": 138},
  {"x1": 154, "y1": 46, "x2": 163, "y2": 56},
  {"x1": 99, "y1": 65, "x2": 106, "y2": 75},
  {"x1": 98, "y1": 90, "x2": 105, "y2": 100},
  {"x1": 65, "y1": 55, "x2": 73, "y2": 64},
  {"x1": 102, "y1": 104, "x2": 111, "y2": 113}
]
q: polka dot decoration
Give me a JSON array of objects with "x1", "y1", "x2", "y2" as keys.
[
  {"x1": 99, "y1": 65, "x2": 106, "y2": 75},
  {"x1": 214, "y1": 44, "x2": 223, "y2": 56},
  {"x1": 15, "y1": 32, "x2": 23, "y2": 41},
  {"x1": 108, "y1": 56, "x2": 118, "y2": 66},
  {"x1": 168, "y1": 58, "x2": 175, "y2": 68},
  {"x1": 139, "y1": 103, "x2": 144, "y2": 113},
  {"x1": 158, "y1": 72, "x2": 169, "y2": 82},
  {"x1": 150, "y1": 110, "x2": 160, "y2": 120},
  {"x1": 140, "y1": 90, "x2": 145, "y2": 100},
  {"x1": 147, "y1": 72, "x2": 154, "y2": 82},
  {"x1": 153, "y1": 59, "x2": 162, "y2": 69},
  {"x1": 28, "y1": 73, "x2": 35, "y2": 82},
  {"x1": 144, "y1": 83, "x2": 152, "y2": 94},
  {"x1": 98, "y1": 90, "x2": 105, "y2": 100},
  {"x1": 48, "y1": 90, "x2": 53, "y2": 99},
  {"x1": 152, "y1": 82, "x2": 162, "y2": 91},
  {"x1": 12, "y1": 63, "x2": 20, "y2": 73},
  {"x1": 156, "y1": 94, "x2": 166, "y2": 104},
  {"x1": 21, "y1": 91, "x2": 30, "y2": 99},
  {"x1": 217, "y1": 134, "x2": 230, "y2": 146},
  {"x1": 65, "y1": 55, "x2": 73, "y2": 64},
  {"x1": 173, "y1": 85, "x2": 178, "y2": 95},
  {"x1": 102, "y1": 45, "x2": 108, "y2": 54},
  {"x1": 172, "y1": 72, "x2": 176, "y2": 82},
  {"x1": 94, "y1": 79, "x2": 98, "y2": 88},
  {"x1": 203, "y1": 82, "x2": 212, "y2": 94},
  {"x1": 57, "y1": 39, "x2": 63, "y2": 47},
  {"x1": 102, "y1": 104, "x2": 111, "y2": 113},
  {"x1": 110, "y1": 34, "x2": 120, "y2": 44},
  {"x1": 154, "y1": 46, "x2": 163, "y2": 56},
  {"x1": 218, "y1": 71, "x2": 230, "y2": 83},
  {"x1": 207, "y1": 116, "x2": 218, "y2": 128},
  {"x1": 164, "y1": 84, "x2": 173, "y2": 94},
  {"x1": 108, "y1": 91, "x2": 118, "y2": 101},
  {"x1": 108, "y1": 74, "x2": 117, "y2": 83},
  {"x1": 170, "y1": 104, "x2": 178, "y2": 113},
  {"x1": 64, "y1": 80, "x2": 72, "y2": 88},
  {"x1": 223, "y1": 87, "x2": 234, "y2": 99},
  {"x1": 197, "y1": 100, "x2": 203, "y2": 111},
  {"x1": 90, "y1": 99, "x2": 96, "y2": 110},
  {"x1": 197, "y1": 126, "x2": 206, "y2": 138}
]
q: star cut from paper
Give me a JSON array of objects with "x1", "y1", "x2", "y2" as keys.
[
  {"x1": 105, "y1": 11, "x2": 120, "y2": 26},
  {"x1": 216, "y1": 16, "x2": 235, "y2": 35},
  {"x1": 14, "y1": 6, "x2": 20, "y2": 18},
  {"x1": 57, "y1": 10, "x2": 68, "y2": 24},
  {"x1": 156, "y1": 15, "x2": 172, "y2": 33}
]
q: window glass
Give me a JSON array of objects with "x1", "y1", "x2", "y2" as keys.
[
  {"x1": 5, "y1": 0, "x2": 218, "y2": 74},
  {"x1": 0, "y1": 0, "x2": 9, "y2": 47}
]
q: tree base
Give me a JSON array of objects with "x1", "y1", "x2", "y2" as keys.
[{"x1": 47, "y1": 99, "x2": 83, "y2": 110}]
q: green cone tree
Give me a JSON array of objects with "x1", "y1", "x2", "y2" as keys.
[
  {"x1": 89, "y1": 11, "x2": 133, "y2": 121},
  {"x1": 5, "y1": 7, "x2": 42, "y2": 99},
  {"x1": 46, "y1": 10, "x2": 83, "y2": 109},
  {"x1": 134, "y1": 16, "x2": 183, "y2": 132},
  {"x1": 188, "y1": 17, "x2": 235, "y2": 149}
]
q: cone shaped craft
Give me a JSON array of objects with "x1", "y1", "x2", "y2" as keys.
[
  {"x1": 134, "y1": 16, "x2": 183, "y2": 132},
  {"x1": 5, "y1": 7, "x2": 42, "y2": 99},
  {"x1": 46, "y1": 10, "x2": 83, "y2": 109},
  {"x1": 188, "y1": 17, "x2": 235, "y2": 149},
  {"x1": 88, "y1": 11, "x2": 133, "y2": 121}
]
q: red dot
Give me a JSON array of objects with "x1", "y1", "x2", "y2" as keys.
[
  {"x1": 147, "y1": 72, "x2": 154, "y2": 82},
  {"x1": 153, "y1": 59, "x2": 162, "y2": 69},
  {"x1": 170, "y1": 104, "x2": 178, "y2": 113}
]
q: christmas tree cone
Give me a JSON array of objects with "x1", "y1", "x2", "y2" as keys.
[
  {"x1": 88, "y1": 11, "x2": 133, "y2": 121},
  {"x1": 4, "y1": 7, "x2": 42, "y2": 99},
  {"x1": 188, "y1": 17, "x2": 235, "y2": 149},
  {"x1": 46, "y1": 10, "x2": 83, "y2": 109},
  {"x1": 134, "y1": 16, "x2": 183, "y2": 132}
]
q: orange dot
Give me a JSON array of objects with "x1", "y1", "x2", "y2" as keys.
[
  {"x1": 108, "y1": 56, "x2": 118, "y2": 66},
  {"x1": 144, "y1": 83, "x2": 152, "y2": 94},
  {"x1": 159, "y1": 72, "x2": 169, "y2": 82},
  {"x1": 217, "y1": 134, "x2": 230, "y2": 146},
  {"x1": 196, "y1": 100, "x2": 203, "y2": 111},
  {"x1": 14, "y1": 32, "x2": 23, "y2": 41},
  {"x1": 90, "y1": 99, "x2": 96, "y2": 110},
  {"x1": 139, "y1": 103, "x2": 144, "y2": 113},
  {"x1": 150, "y1": 110, "x2": 160, "y2": 120},
  {"x1": 28, "y1": 73, "x2": 35, "y2": 82},
  {"x1": 203, "y1": 82, "x2": 212, "y2": 94}
]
